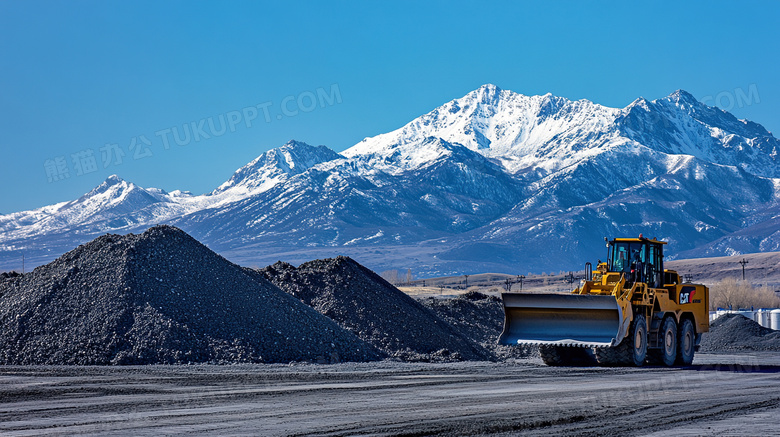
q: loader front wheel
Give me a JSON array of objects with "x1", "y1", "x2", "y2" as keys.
[
  {"x1": 595, "y1": 314, "x2": 647, "y2": 367},
  {"x1": 539, "y1": 345, "x2": 596, "y2": 366},
  {"x1": 629, "y1": 314, "x2": 648, "y2": 366},
  {"x1": 676, "y1": 319, "x2": 695, "y2": 366}
]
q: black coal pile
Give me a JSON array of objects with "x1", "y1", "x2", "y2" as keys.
[
  {"x1": 0, "y1": 226, "x2": 379, "y2": 365},
  {"x1": 418, "y1": 291, "x2": 503, "y2": 345},
  {"x1": 417, "y1": 291, "x2": 532, "y2": 360},
  {"x1": 700, "y1": 313, "x2": 780, "y2": 352},
  {"x1": 0, "y1": 271, "x2": 22, "y2": 282},
  {"x1": 259, "y1": 257, "x2": 488, "y2": 361}
]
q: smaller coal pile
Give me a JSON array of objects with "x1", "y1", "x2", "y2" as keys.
[
  {"x1": 700, "y1": 313, "x2": 780, "y2": 352},
  {"x1": 0, "y1": 226, "x2": 379, "y2": 365},
  {"x1": 418, "y1": 291, "x2": 532, "y2": 360},
  {"x1": 418, "y1": 291, "x2": 503, "y2": 345},
  {"x1": 0, "y1": 271, "x2": 23, "y2": 282},
  {"x1": 260, "y1": 257, "x2": 488, "y2": 361}
]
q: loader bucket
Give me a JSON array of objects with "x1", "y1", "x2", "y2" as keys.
[{"x1": 499, "y1": 293, "x2": 625, "y2": 347}]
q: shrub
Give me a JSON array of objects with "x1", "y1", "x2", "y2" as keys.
[{"x1": 709, "y1": 278, "x2": 780, "y2": 310}]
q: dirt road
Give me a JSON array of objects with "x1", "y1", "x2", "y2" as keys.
[{"x1": 1, "y1": 354, "x2": 779, "y2": 436}]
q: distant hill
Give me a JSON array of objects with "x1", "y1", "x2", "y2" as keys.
[
  {"x1": 403, "y1": 252, "x2": 780, "y2": 294},
  {"x1": 666, "y1": 251, "x2": 780, "y2": 288}
]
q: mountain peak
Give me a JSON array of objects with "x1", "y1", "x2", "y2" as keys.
[
  {"x1": 88, "y1": 174, "x2": 131, "y2": 196},
  {"x1": 266, "y1": 141, "x2": 342, "y2": 171},
  {"x1": 626, "y1": 96, "x2": 651, "y2": 111},
  {"x1": 212, "y1": 141, "x2": 342, "y2": 195},
  {"x1": 477, "y1": 83, "x2": 502, "y2": 92},
  {"x1": 280, "y1": 139, "x2": 310, "y2": 150},
  {"x1": 103, "y1": 174, "x2": 125, "y2": 186},
  {"x1": 472, "y1": 83, "x2": 503, "y2": 104},
  {"x1": 666, "y1": 89, "x2": 700, "y2": 106},
  {"x1": 83, "y1": 174, "x2": 146, "y2": 197}
]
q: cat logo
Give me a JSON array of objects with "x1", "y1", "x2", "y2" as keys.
[{"x1": 679, "y1": 286, "x2": 697, "y2": 305}]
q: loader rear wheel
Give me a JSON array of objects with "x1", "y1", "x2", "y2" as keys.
[
  {"x1": 658, "y1": 316, "x2": 678, "y2": 366},
  {"x1": 676, "y1": 318, "x2": 695, "y2": 366},
  {"x1": 539, "y1": 345, "x2": 596, "y2": 366},
  {"x1": 594, "y1": 314, "x2": 647, "y2": 367}
]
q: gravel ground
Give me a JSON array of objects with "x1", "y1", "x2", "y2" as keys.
[
  {"x1": 259, "y1": 257, "x2": 489, "y2": 361},
  {"x1": 1, "y1": 355, "x2": 779, "y2": 436},
  {"x1": 0, "y1": 226, "x2": 379, "y2": 364},
  {"x1": 700, "y1": 313, "x2": 780, "y2": 352}
]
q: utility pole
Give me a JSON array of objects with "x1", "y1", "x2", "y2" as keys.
[
  {"x1": 517, "y1": 275, "x2": 525, "y2": 291},
  {"x1": 504, "y1": 277, "x2": 513, "y2": 292},
  {"x1": 464, "y1": 274, "x2": 469, "y2": 288},
  {"x1": 739, "y1": 258, "x2": 749, "y2": 280}
]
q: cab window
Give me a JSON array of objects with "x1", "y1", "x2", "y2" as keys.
[{"x1": 608, "y1": 242, "x2": 645, "y2": 273}]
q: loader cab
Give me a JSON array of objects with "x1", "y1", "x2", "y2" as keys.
[{"x1": 607, "y1": 237, "x2": 665, "y2": 288}]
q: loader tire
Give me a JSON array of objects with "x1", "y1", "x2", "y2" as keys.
[
  {"x1": 659, "y1": 316, "x2": 678, "y2": 366},
  {"x1": 539, "y1": 345, "x2": 597, "y2": 366},
  {"x1": 676, "y1": 318, "x2": 695, "y2": 366},
  {"x1": 595, "y1": 314, "x2": 647, "y2": 367},
  {"x1": 648, "y1": 316, "x2": 677, "y2": 366}
]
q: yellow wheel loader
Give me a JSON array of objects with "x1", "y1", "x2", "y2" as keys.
[{"x1": 499, "y1": 236, "x2": 709, "y2": 367}]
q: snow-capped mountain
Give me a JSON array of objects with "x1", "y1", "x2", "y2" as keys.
[
  {"x1": 617, "y1": 90, "x2": 779, "y2": 178},
  {"x1": 213, "y1": 140, "x2": 343, "y2": 197},
  {"x1": 2, "y1": 85, "x2": 780, "y2": 275},
  {"x1": 0, "y1": 175, "x2": 191, "y2": 240},
  {"x1": 344, "y1": 84, "x2": 623, "y2": 176}
]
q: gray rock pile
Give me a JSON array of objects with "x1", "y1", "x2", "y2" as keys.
[
  {"x1": 259, "y1": 257, "x2": 488, "y2": 361},
  {"x1": 700, "y1": 313, "x2": 780, "y2": 352},
  {"x1": 0, "y1": 226, "x2": 380, "y2": 364}
]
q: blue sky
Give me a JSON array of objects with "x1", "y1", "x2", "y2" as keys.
[{"x1": 1, "y1": 1, "x2": 778, "y2": 214}]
